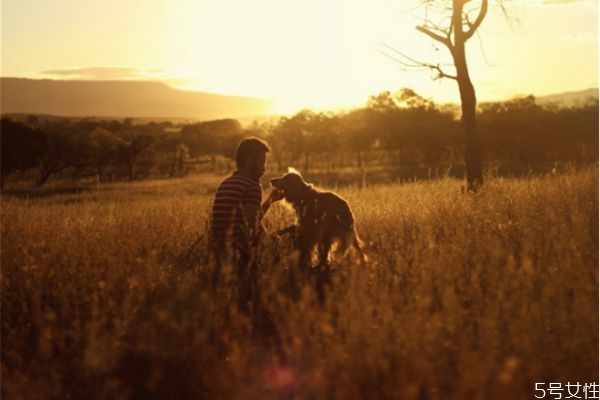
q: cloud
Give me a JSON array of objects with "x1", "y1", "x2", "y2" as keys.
[
  {"x1": 36, "y1": 66, "x2": 207, "y2": 92},
  {"x1": 526, "y1": 0, "x2": 597, "y2": 6},
  {"x1": 542, "y1": 0, "x2": 579, "y2": 3},
  {"x1": 40, "y1": 66, "x2": 165, "y2": 80},
  {"x1": 558, "y1": 31, "x2": 598, "y2": 43},
  {"x1": 540, "y1": 0, "x2": 593, "y2": 4}
]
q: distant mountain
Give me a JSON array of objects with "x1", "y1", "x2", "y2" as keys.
[
  {"x1": 0, "y1": 78, "x2": 274, "y2": 120},
  {"x1": 536, "y1": 88, "x2": 598, "y2": 106}
]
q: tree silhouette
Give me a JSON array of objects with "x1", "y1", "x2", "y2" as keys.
[
  {"x1": 270, "y1": 111, "x2": 314, "y2": 172},
  {"x1": 0, "y1": 118, "x2": 47, "y2": 188},
  {"x1": 89, "y1": 128, "x2": 123, "y2": 181},
  {"x1": 118, "y1": 132, "x2": 153, "y2": 180},
  {"x1": 152, "y1": 133, "x2": 185, "y2": 176},
  {"x1": 387, "y1": 0, "x2": 509, "y2": 190},
  {"x1": 342, "y1": 109, "x2": 374, "y2": 169},
  {"x1": 36, "y1": 128, "x2": 71, "y2": 187},
  {"x1": 181, "y1": 119, "x2": 242, "y2": 170}
]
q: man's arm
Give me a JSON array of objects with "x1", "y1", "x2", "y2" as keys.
[
  {"x1": 261, "y1": 189, "x2": 284, "y2": 216},
  {"x1": 243, "y1": 189, "x2": 283, "y2": 237}
]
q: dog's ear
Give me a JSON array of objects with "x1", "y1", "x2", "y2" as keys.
[{"x1": 287, "y1": 166, "x2": 301, "y2": 176}]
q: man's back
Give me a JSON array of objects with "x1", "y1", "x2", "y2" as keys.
[{"x1": 209, "y1": 171, "x2": 261, "y2": 256}]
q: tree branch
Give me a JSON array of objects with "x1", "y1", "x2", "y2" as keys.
[
  {"x1": 464, "y1": 0, "x2": 488, "y2": 40},
  {"x1": 431, "y1": 64, "x2": 458, "y2": 81},
  {"x1": 379, "y1": 44, "x2": 457, "y2": 81},
  {"x1": 416, "y1": 25, "x2": 453, "y2": 50}
]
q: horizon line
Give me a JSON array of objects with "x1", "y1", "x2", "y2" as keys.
[{"x1": 1, "y1": 75, "x2": 597, "y2": 112}]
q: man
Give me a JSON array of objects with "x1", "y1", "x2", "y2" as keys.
[{"x1": 209, "y1": 137, "x2": 283, "y2": 307}]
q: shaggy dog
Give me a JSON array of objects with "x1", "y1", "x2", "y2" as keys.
[{"x1": 270, "y1": 168, "x2": 367, "y2": 270}]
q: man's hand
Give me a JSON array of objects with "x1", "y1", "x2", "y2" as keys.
[
  {"x1": 267, "y1": 189, "x2": 285, "y2": 203},
  {"x1": 261, "y1": 189, "x2": 284, "y2": 216}
]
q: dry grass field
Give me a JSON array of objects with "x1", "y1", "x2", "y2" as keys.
[{"x1": 1, "y1": 167, "x2": 598, "y2": 399}]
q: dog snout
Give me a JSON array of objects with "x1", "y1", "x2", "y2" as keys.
[{"x1": 270, "y1": 177, "x2": 284, "y2": 188}]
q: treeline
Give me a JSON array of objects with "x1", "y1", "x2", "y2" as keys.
[{"x1": 1, "y1": 89, "x2": 597, "y2": 187}]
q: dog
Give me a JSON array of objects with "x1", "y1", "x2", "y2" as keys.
[{"x1": 270, "y1": 168, "x2": 367, "y2": 270}]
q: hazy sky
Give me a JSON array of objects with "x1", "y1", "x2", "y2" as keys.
[{"x1": 1, "y1": 0, "x2": 597, "y2": 113}]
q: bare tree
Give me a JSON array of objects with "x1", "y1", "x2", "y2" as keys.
[
  {"x1": 119, "y1": 134, "x2": 153, "y2": 181},
  {"x1": 386, "y1": 0, "x2": 509, "y2": 190}
]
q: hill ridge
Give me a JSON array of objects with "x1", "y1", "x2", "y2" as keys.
[{"x1": 0, "y1": 77, "x2": 274, "y2": 120}]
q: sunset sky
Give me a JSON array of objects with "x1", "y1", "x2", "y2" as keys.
[{"x1": 1, "y1": 0, "x2": 597, "y2": 113}]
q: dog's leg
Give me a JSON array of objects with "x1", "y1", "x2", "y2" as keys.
[
  {"x1": 352, "y1": 234, "x2": 368, "y2": 264},
  {"x1": 313, "y1": 237, "x2": 333, "y2": 305},
  {"x1": 297, "y1": 232, "x2": 314, "y2": 270},
  {"x1": 298, "y1": 246, "x2": 312, "y2": 272},
  {"x1": 317, "y1": 238, "x2": 333, "y2": 268},
  {"x1": 287, "y1": 236, "x2": 313, "y2": 300}
]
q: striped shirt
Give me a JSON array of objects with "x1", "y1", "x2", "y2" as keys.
[{"x1": 209, "y1": 171, "x2": 262, "y2": 255}]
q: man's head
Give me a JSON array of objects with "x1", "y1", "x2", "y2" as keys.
[{"x1": 236, "y1": 137, "x2": 270, "y2": 181}]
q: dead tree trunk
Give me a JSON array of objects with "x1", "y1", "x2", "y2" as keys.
[
  {"x1": 452, "y1": 4, "x2": 484, "y2": 190},
  {"x1": 406, "y1": 0, "x2": 490, "y2": 191}
]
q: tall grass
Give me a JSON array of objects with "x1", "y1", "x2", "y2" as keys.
[{"x1": 1, "y1": 168, "x2": 598, "y2": 399}]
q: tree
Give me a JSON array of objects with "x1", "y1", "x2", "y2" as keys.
[
  {"x1": 30, "y1": 120, "x2": 101, "y2": 186},
  {"x1": 395, "y1": 89, "x2": 460, "y2": 169},
  {"x1": 181, "y1": 119, "x2": 242, "y2": 171},
  {"x1": 155, "y1": 136, "x2": 189, "y2": 177},
  {"x1": 36, "y1": 128, "x2": 72, "y2": 187},
  {"x1": 89, "y1": 128, "x2": 123, "y2": 181},
  {"x1": 309, "y1": 113, "x2": 341, "y2": 171},
  {"x1": 342, "y1": 109, "x2": 375, "y2": 169},
  {"x1": 118, "y1": 132, "x2": 153, "y2": 180},
  {"x1": 365, "y1": 91, "x2": 407, "y2": 164},
  {"x1": 0, "y1": 119, "x2": 47, "y2": 187},
  {"x1": 269, "y1": 110, "x2": 319, "y2": 173},
  {"x1": 390, "y1": 0, "x2": 509, "y2": 190}
]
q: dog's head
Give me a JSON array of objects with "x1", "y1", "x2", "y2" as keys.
[{"x1": 270, "y1": 167, "x2": 310, "y2": 203}]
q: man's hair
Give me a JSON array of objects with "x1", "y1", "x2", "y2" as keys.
[{"x1": 236, "y1": 137, "x2": 270, "y2": 167}]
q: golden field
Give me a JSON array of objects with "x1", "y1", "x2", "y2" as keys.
[{"x1": 1, "y1": 167, "x2": 598, "y2": 399}]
